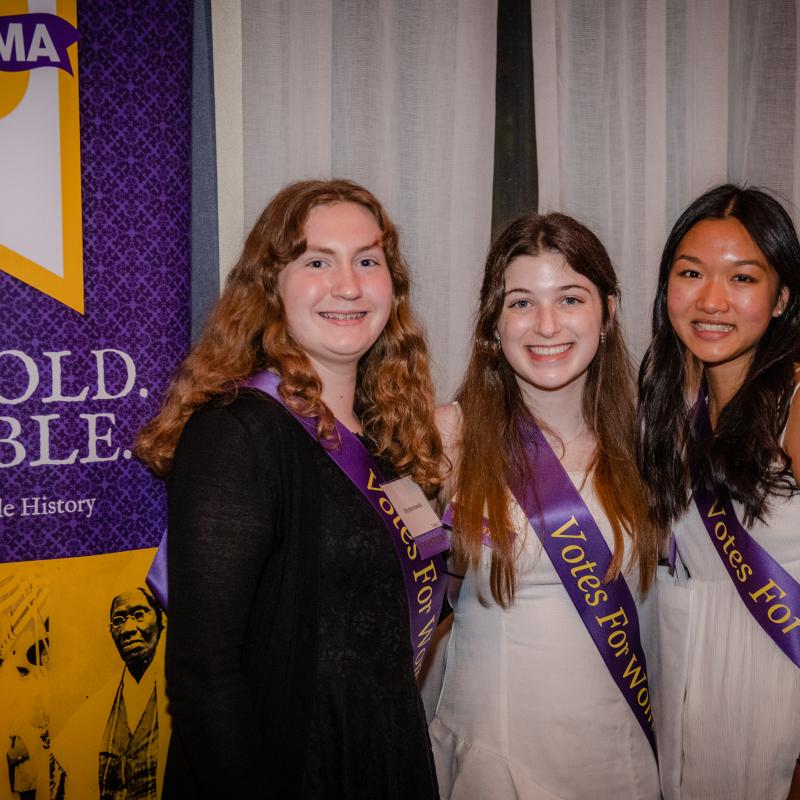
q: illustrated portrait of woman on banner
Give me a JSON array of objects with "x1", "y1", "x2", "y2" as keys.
[{"x1": 47, "y1": 551, "x2": 170, "y2": 800}]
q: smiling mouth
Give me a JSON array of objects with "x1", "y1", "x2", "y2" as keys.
[
  {"x1": 319, "y1": 312, "x2": 367, "y2": 321},
  {"x1": 527, "y1": 343, "x2": 572, "y2": 356},
  {"x1": 693, "y1": 322, "x2": 734, "y2": 332}
]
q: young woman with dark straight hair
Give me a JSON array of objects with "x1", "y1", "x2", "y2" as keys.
[
  {"x1": 638, "y1": 184, "x2": 800, "y2": 799},
  {"x1": 429, "y1": 212, "x2": 660, "y2": 799}
]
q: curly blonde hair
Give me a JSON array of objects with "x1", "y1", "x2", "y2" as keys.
[{"x1": 136, "y1": 179, "x2": 443, "y2": 493}]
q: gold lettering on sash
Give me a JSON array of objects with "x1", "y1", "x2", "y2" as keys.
[
  {"x1": 768, "y1": 604, "x2": 792, "y2": 624},
  {"x1": 592, "y1": 606, "x2": 653, "y2": 726},
  {"x1": 552, "y1": 523, "x2": 604, "y2": 604},
  {"x1": 586, "y1": 589, "x2": 608, "y2": 607},
  {"x1": 571, "y1": 560, "x2": 597, "y2": 577},
  {"x1": 398, "y1": 526, "x2": 418, "y2": 560},
  {"x1": 577, "y1": 574, "x2": 600, "y2": 592},
  {"x1": 622, "y1": 653, "x2": 647, "y2": 689},
  {"x1": 707, "y1": 496, "x2": 726, "y2": 517},
  {"x1": 416, "y1": 613, "x2": 436, "y2": 649},
  {"x1": 748, "y1": 578, "x2": 800, "y2": 636},
  {"x1": 707, "y1": 498, "x2": 755, "y2": 589},
  {"x1": 595, "y1": 607, "x2": 628, "y2": 629},
  {"x1": 365, "y1": 469, "x2": 441, "y2": 674},
  {"x1": 550, "y1": 515, "x2": 586, "y2": 540},
  {"x1": 561, "y1": 544, "x2": 585, "y2": 563},
  {"x1": 366, "y1": 469, "x2": 382, "y2": 492},
  {"x1": 637, "y1": 686, "x2": 652, "y2": 723},
  {"x1": 607, "y1": 629, "x2": 629, "y2": 657},
  {"x1": 750, "y1": 578, "x2": 787, "y2": 604},
  {"x1": 379, "y1": 497, "x2": 394, "y2": 515},
  {"x1": 413, "y1": 561, "x2": 438, "y2": 584},
  {"x1": 623, "y1": 655, "x2": 653, "y2": 723},
  {"x1": 704, "y1": 495, "x2": 800, "y2": 639},
  {"x1": 547, "y1": 508, "x2": 655, "y2": 735},
  {"x1": 417, "y1": 584, "x2": 433, "y2": 614}
]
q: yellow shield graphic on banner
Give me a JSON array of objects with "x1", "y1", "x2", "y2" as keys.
[{"x1": 0, "y1": 0, "x2": 83, "y2": 313}]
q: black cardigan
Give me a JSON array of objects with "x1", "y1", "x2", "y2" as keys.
[{"x1": 163, "y1": 392, "x2": 324, "y2": 797}]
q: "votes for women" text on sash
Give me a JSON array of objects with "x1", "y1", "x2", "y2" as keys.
[
  {"x1": 443, "y1": 421, "x2": 657, "y2": 756},
  {"x1": 245, "y1": 370, "x2": 447, "y2": 677},
  {"x1": 148, "y1": 371, "x2": 448, "y2": 676},
  {"x1": 511, "y1": 421, "x2": 657, "y2": 757},
  {"x1": 693, "y1": 386, "x2": 800, "y2": 668}
]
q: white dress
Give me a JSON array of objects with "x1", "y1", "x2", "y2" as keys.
[
  {"x1": 657, "y1": 489, "x2": 800, "y2": 799},
  {"x1": 429, "y1": 474, "x2": 660, "y2": 799}
]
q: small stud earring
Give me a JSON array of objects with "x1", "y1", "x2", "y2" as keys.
[{"x1": 600, "y1": 331, "x2": 606, "y2": 345}]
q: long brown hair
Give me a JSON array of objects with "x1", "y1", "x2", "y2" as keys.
[
  {"x1": 136, "y1": 179, "x2": 443, "y2": 493},
  {"x1": 453, "y1": 212, "x2": 659, "y2": 606}
]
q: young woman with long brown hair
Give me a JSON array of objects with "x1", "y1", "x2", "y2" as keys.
[
  {"x1": 638, "y1": 184, "x2": 800, "y2": 800},
  {"x1": 136, "y1": 179, "x2": 445, "y2": 798},
  {"x1": 428, "y1": 212, "x2": 660, "y2": 799}
]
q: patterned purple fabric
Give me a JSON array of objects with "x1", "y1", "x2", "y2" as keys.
[{"x1": 0, "y1": 0, "x2": 191, "y2": 562}]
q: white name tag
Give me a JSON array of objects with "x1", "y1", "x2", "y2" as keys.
[{"x1": 380, "y1": 476, "x2": 441, "y2": 539}]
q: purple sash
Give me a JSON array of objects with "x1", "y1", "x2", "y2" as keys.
[
  {"x1": 692, "y1": 387, "x2": 800, "y2": 668},
  {"x1": 245, "y1": 371, "x2": 446, "y2": 676},
  {"x1": 441, "y1": 505, "x2": 494, "y2": 549},
  {"x1": 146, "y1": 530, "x2": 168, "y2": 610},
  {"x1": 511, "y1": 422, "x2": 656, "y2": 756},
  {"x1": 149, "y1": 371, "x2": 447, "y2": 675},
  {"x1": 442, "y1": 423, "x2": 656, "y2": 755}
]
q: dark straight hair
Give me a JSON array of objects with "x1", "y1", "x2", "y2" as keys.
[{"x1": 637, "y1": 184, "x2": 800, "y2": 528}]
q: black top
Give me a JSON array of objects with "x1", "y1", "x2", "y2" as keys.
[{"x1": 162, "y1": 391, "x2": 438, "y2": 798}]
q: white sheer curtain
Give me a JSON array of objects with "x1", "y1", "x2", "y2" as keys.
[
  {"x1": 532, "y1": 0, "x2": 800, "y2": 360},
  {"x1": 212, "y1": 0, "x2": 498, "y2": 399}
]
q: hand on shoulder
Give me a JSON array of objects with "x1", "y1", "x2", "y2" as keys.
[
  {"x1": 434, "y1": 402, "x2": 462, "y2": 451},
  {"x1": 434, "y1": 402, "x2": 462, "y2": 508}
]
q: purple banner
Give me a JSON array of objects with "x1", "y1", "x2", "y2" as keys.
[
  {"x1": 693, "y1": 387, "x2": 800, "y2": 667},
  {"x1": 245, "y1": 370, "x2": 447, "y2": 677},
  {"x1": 1, "y1": 0, "x2": 191, "y2": 563},
  {"x1": 0, "y1": 13, "x2": 80, "y2": 74},
  {"x1": 510, "y1": 422, "x2": 657, "y2": 757}
]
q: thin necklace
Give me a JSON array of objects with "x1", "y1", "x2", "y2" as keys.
[{"x1": 544, "y1": 422, "x2": 590, "y2": 448}]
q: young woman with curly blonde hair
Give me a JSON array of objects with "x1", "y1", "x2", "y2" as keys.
[{"x1": 137, "y1": 179, "x2": 445, "y2": 798}]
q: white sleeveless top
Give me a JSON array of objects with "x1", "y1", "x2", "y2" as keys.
[
  {"x1": 429, "y1": 474, "x2": 659, "y2": 799},
  {"x1": 657, "y1": 404, "x2": 800, "y2": 799}
]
